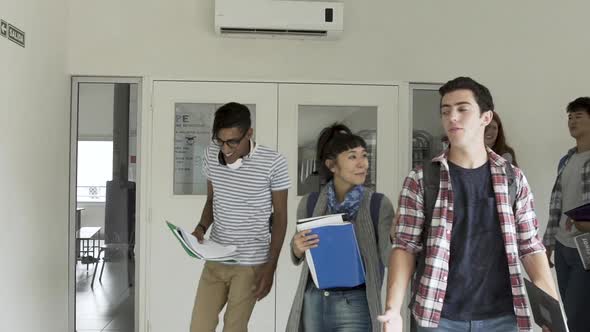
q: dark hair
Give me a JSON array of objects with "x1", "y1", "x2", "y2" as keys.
[
  {"x1": 439, "y1": 76, "x2": 494, "y2": 113},
  {"x1": 316, "y1": 123, "x2": 367, "y2": 182},
  {"x1": 566, "y1": 97, "x2": 590, "y2": 115},
  {"x1": 488, "y1": 111, "x2": 518, "y2": 166},
  {"x1": 212, "y1": 102, "x2": 251, "y2": 138}
]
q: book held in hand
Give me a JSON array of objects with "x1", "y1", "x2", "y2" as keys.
[
  {"x1": 524, "y1": 278, "x2": 569, "y2": 332},
  {"x1": 166, "y1": 221, "x2": 239, "y2": 263},
  {"x1": 564, "y1": 201, "x2": 590, "y2": 221},
  {"x1": 574, "y1": 232, "x2": 590, "y2": 270},
  {"x1": 296, "y1": 214, "x2": 365, "y2": 289}
]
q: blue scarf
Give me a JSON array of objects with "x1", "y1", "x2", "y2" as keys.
[{"x1": 326, "y1": 181, "x2": 365, "y2": 221}]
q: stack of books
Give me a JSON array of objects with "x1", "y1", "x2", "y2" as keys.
[{"x1": 296, "y1": 213, "x2": 365, "y2": 289}]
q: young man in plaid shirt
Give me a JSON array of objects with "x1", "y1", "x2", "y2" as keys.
[
  {"x1": 543, "y1": 97, "x2": 590, "y2": 332},
  {"x1": 379, "y1": 77, "x2": 557, "y2": 332}
]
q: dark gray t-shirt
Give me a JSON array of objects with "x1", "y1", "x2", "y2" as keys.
[{"x1": 441, "y1": 161, "x2": 514, "y2": 320}]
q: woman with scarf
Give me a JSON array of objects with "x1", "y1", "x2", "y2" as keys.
[{"x1": 286, "y1": 123, "x2": 395, "y2": 332}]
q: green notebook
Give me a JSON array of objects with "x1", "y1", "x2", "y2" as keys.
[{"x1": 166, "y1": 221, "x2": 239, "y2": 263}]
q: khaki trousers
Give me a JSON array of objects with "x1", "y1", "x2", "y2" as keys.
[{"x1": 190, "y1": 261, "x2": 258, "y2": 332}]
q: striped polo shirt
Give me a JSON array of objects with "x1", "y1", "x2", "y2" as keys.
[{"x1": 203, "y1": 142, "x2": 290, "y2": 265}]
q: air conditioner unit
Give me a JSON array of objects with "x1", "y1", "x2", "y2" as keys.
[{"x1": 215, "y1": 0, "x2": 343, "y2": 40}]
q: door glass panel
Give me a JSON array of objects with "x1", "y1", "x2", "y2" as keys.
[
  {"x1": 173, "y1": 103, "x2": 256, "y2": 195},
  {"x1": 297, "y1": 105, "x2": 377, "y2": 196},
  {"x1": 75, "y1": 82, "x2": 137, "y2": 332},
  {"x1": 412, "y1": 88, "x2": 444, "y2": 168}
]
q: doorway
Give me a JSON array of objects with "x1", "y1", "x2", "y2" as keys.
[
  {"x1": 146, "y1": 80, "x2": 398, "y2": 331},
  {"x1": 69, "y1": 77, "x2": 141, "y2": 332}
]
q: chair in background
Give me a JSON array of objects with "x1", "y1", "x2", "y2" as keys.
[
  {"x1": 91, "y1": 229, "x2": 134, "y2": 289},
  {"x1": 91, "y1": 180, "x2": 136, "y2": 289}
]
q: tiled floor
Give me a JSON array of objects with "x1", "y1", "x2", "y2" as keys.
[{"x1": 76, "y1": 249, "x2": 134, "y2": 332}]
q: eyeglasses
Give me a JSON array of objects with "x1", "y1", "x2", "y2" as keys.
[{"x1": 212, "y1": 130, "x2": 248, "y2": 148}]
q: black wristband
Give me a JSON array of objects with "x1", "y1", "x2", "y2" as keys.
[{"x1": 197, "y1": 223, "x2": 208, "y2": 233}]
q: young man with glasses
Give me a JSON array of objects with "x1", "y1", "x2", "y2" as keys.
[
  {"x1": 189, "y1": 102, "x2": 290, "y2": 332},
  {"x1": 379, "y1": 77, "x2": 556, "y2": 332}
]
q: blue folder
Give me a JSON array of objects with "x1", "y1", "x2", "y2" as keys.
[
  {"x1": 564, "y1": 202, "x2": 590, "y2": 221},
  {"x1": 307, "y1": 223, "x2": 365, "y2": 289}
]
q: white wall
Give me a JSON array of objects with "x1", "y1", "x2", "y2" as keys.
[
  {"x1": 67, "y1": 1, "x2": 590, "y2": 331},
  {"x1": 0, "y1": 0, "x2": 69, "y2": 331},
  {"x1": 68, "y1": 0, "x2": 590, "y2": 226}
]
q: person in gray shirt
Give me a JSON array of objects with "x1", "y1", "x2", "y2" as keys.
[{"x1": 544, "y1": 97, "x2": 590, "y2": 332}]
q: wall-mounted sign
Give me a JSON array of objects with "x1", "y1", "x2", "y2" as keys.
[
  {"x1": 0, "y1": 19, "x2": 25, "y2": 48},
  {"x1": 0, "y1": 20, "x2": 7, "y2": 38}
]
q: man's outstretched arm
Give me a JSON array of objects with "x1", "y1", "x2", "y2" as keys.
[{"x1": 378, "y1": 248, "x2": 416, "y2": 332}]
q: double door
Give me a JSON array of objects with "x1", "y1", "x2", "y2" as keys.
[{"x1": 148, "y1": 81, "x2": 399, "y2": 331}]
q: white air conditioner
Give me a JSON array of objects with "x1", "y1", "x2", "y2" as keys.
[{"x1": 215, "y1": 0, "x2": 343, "y2": 40}]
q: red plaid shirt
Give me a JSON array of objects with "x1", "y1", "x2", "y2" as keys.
[{"x1": 392, "y1": 148, "x2": 545, "y2": 331}]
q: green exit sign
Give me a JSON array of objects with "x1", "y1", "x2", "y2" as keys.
[{"x1": 1, "y1": 19, "x2": 25, "y2": 48}]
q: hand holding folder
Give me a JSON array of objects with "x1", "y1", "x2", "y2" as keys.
[
  {"x1": 166, "y1": 221, "x2": 239, "y2": 263},
  {"x1": 296, "y1": 214, "x2": 365, "y2": 289}
]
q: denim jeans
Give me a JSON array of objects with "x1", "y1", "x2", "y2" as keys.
[
  {"x1": 415, "y1": 315, "x2": 517, "y2": 332},
  {"x1": 302, "y1": 282, "x2": 371, "y2": 332},
  {"x1": 555, "y1": 241, "x2": 590, "y2": 332}
]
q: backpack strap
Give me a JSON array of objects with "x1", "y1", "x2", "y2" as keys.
[
  {"x1": 370, "y1": 192, "x2": 384, "y2": 243},
  {"x1": 308, "y1": 191, "x2": 384, "y2": 276},
  {"x1": 422, "y1": 161, "x2": 441, "y2": 227},
  {"x1": 558, "y1": 154, "x2": 568, "y2": 172},
  {"x1": 307, "y1": 190, "x2": 382, "y2": 235},
  {"x1": 414, "y1": 161, "x2": 517, "y2": 282},
  {"x1": 369, "y1": 192, "x2": 385, "y2": 274},
  {"x1": 505, "y1": 163, "x2": 517, "y2": 209},
  {"x1": 423, "y1": 162, "x2": 517, "y2": 217},
  {"x1": 307, "y1": 190, "x2": 385, "y2": 273},
  {"x1": 307, "y1": 192, "x2": 320, "y2": 218}
]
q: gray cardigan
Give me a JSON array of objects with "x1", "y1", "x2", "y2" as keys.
[{"x1": 285, "y1": 187, "x2": 395, "y2": 332}]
